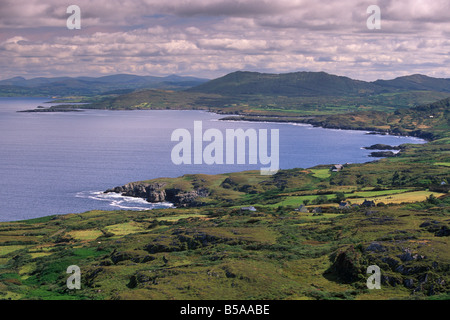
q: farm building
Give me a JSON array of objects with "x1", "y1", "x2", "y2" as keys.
[
  {"x1": 361, "y1": 200, "x2": 376, "y2": 207},
  {"x1": 295, "y1": 205, "x2": 309, "y2": 213},
  {"x1": 339, "y1": 201, "x2": 351, "y2": 209},
  {"x1": 240, "y1": 206, "x2": 257, "y2": 212},
  {"x1": 331, "y1": 164, "x2": 343, "y2": 172}
]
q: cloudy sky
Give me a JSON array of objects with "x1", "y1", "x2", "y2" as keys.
[{"x1": 1, "y1": 0, "x2": 449, "y2": 81}]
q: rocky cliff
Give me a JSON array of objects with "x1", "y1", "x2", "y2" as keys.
[{"x1": 104, "y1": 182, "x2": 209, "y2": 207}]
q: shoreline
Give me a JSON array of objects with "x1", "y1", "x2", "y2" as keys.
[
  {"x1": 217, "y1": 114, "x2": 434, "y2": 142},
  {"x1": 1, "y1": 104, "x2": 433, "y2": 223},
  {"x1": 16, "y1": 96, "x2": 437, "y2": 142},
  {"x1": 17, "y1": 101, "x2": 430, "y2": 142}
]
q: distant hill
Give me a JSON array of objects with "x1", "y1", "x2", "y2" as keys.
[
  {"x1": 373, "y1": 74, "x2": 450, "y2": 92},
  {"x1": 0, "y1": 74, "x2": 209, "y2": 97},
  {"x1": 15, "y1": 70, "x2": 450, "y2": 114},
  {"x1": 4, "y1": 71, "x2": 450, "y2": 98},
  {"x1": 187, "y1": 71, "x2": 450, "y2": 97}
]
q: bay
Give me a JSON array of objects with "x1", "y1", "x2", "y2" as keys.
[{"x1": 0, "y1": 97, "x2": 425, "y2": 221}]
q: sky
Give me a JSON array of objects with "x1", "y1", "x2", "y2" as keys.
[{"x1": 1, "y1": 0, "x2": 449, "y2": 81}]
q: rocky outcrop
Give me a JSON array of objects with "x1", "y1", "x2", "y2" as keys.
[
  {"x1": 106, "y1": 182, "x2": 165, "y2": 199},
  {"x1": 363, "y1": 144, "x2": 402, "y2": 150},
  {"x1": 419, "y1": 220, "x2": 450, "y2": 237},
  {"x1": 167, "y1": 188, "x2": 210, "y2": 207},
  {"x1": 326, "y1": 241, "x2": 449, "y2": 296},
  {"x1": 110, "y1": 250, "x2": 155, "y2": 264},
  {"x1": 329, "y1": 246, "x2": 364, "y2": 283},
  {"x1": 104, "y1": 182, "x2": 209, "y2": 207},
  {"x1": 145, "y1": 229, "x2": 243, "y2": 254}
]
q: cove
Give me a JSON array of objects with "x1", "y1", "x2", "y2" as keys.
[{"x1": 0, "y1": 97, "x2": 425, "y2": 221}]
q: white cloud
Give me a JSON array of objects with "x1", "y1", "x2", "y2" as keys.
[{"x1": 0, "y1": 0, "x2": 449, "y2": 80}]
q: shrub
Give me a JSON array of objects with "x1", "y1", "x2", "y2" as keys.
[
  {"x1": 313, "y1": 195, "x2": 328, "y2": 205},
  {"x1": 426, "y1": 194, "x2": 440, "y2": 205},
  {"x1": 334, "y1": 192, "x2": 346, "y2": 203}
]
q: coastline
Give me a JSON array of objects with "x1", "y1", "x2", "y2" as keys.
[
  {"x1": 217, "y1": 114, "x2": 434, "y2": 141},
  {"x1": 98, "y1": 110, "x2": 428, "y2": 208},
  {"x1": 16, "y1": 99, "x2": 430, "y2": 142},
  {"x1": 2, "y1": 102, "x2": 435, "y2": 222},
  {"x1": 0, "y1": 102, "x2": 448, "y2": 301},
  {"x1": 19, "y1": 100, "x2": 432, "y2": 142}
]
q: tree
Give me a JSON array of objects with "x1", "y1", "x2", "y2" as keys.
[
  {"x1": 426, "y1": 194, "x2": 440, "y2": 205},
  {"x1": 313, "y1": 195, "x2": 328, "y2": 205},
  {"x1": 334, "y1": 192, "x2": 346, "y2": 203},
  {"x1": 392, "y1": 171, "x2": 400, "y2": 185}
]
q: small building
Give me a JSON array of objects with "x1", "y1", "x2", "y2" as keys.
[
  {"x1": 312, "y1": 207, "x2": 322, "y2": 214},
  {"x1": 331, "y1": 164, "x2": 343, "y2": 172},
  {"x1": 295, "y1": 205, "x2": 309, "y2": 213},
  {"x1": 339, "y1": 201, "x2": 350, "y2": 209},
  {"x1": 241, "y1": 206, "x2": 257, "y2": 212},
  {"x1": 361, "y1": 200, "x2": 376, "y2": 207}
]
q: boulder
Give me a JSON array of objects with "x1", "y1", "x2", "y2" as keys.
[
  {"x1": 404, "y1": 278, "x2": 414, "y2": 288},
  {"x1": 365, "y1": 241, "x2": 387, "y2": 253},
  {"x1": 329, "y1": 246, "x2": 363, "y2": 282},
  {"x1": 435, "y1": 226, "x2": 450, "y2": 237}
]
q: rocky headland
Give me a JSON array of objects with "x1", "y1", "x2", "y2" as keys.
[{"x1": 104, "y1": 182, "x2": 210, "y2": 207}]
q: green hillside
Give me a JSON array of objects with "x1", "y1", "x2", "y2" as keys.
[
  {"x1": 17, "y1": 71, "x2": 450, "y2": 114},
  {"x1": 374, "y1": 74, "x2": 450, "y2": 92},
  {"x1": 187, "y1": 71, "x2": 384, "y2": 96}
]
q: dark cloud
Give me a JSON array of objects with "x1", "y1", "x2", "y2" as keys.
[{"x1": 161, "y1": 0, "x2": 297, "y2": 17}]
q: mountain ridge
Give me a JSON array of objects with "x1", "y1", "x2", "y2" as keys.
[
  {"x1": 187, "y1": 70, "x2": 450, "y2": 97},
  {"x1": 3, "y1": 71, "x2": 450, "y2": 98}
]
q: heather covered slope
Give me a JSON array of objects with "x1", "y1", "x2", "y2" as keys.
[{"x1": 0, "y1": 195, "x2": 448, "y2": 300}]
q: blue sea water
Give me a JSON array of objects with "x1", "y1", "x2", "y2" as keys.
[{"x1": 0, "y1": 97, "x2": 425, "y2": 221}]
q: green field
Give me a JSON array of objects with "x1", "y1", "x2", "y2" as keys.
[
  {"x1": 435, "y1": 162, "x2": 450, "y2": 167},
  {"x1": 310, "y1": 169, "x2": 332, "y2": 179}
]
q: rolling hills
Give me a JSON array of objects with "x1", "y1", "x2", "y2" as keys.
[
  {"x1": 187, "y1": 71, "x2": 450, "y2": 97},
  {"x1": 0, "y1": 74, "x2": 208, "y2": 97},
  {"x1": 55, "y1": 70, "x2": 450, "y2": 115},
  {"x1": 9, "y1": 71, "x2": 450, "y2": 114},
  {"x1": 187, "y1": 71, "x2": 383, "y2": 96}
]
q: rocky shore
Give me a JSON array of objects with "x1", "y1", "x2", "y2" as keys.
[
  {"x1": 219, "y1": 115, "x2": 436, "y2": 141},
  {"x1": 363, "y1": 144, "x2": 403, "y2": 151},
  {"x1": 104, "y1": 182, "x2": 210, "y2": 207},
  {"x1": 18, "y1": 105, "x2": 84, "y2": 112},
  {"x1": 362, "y1": 144, "x2": 404, "y2": 158}
]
